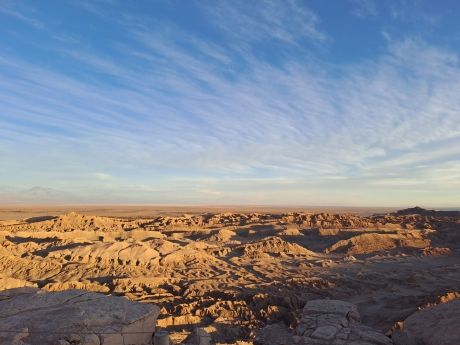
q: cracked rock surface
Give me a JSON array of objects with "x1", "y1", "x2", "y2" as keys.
[
  {"x1": 0, "y1": 287, "x2": 159, "y2": 345},
  {"x1": 255, "y1": 299, "x2": 393, "y2": 345}
]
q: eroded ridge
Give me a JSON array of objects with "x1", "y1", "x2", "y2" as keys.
[{"x1": 0, "y1": 207, "x2": 459, "y2": 344}]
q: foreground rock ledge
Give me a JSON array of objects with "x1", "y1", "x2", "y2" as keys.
[
  {"x1": 393, "y1": 298, "x2": 460, "y2": 345},
  {"x1": 0, "y1": 287, "x2": 160, "y2": 345},
  {"x1": 255, "y1": 299, "x2": 393, "y2": 345}
]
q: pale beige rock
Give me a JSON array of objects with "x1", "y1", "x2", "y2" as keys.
[
  {"x1": 279, "y1": 224, "x2": 302, "y2": 236},
  {"x1": 47, "y1": 240, "x2": 160, "y2": 266},
  {"x1": 43, "y1": 281, "x2": 109, "y2": 293},
  {"x1": 208, "y1": 228, "x2": 237, "y2": 241},
  {"x1": 326, "y1": 232, "x2": 430, "y2": 255},
  {"x1": 0, "y1": 274, "x2": 37, "y2": 289},
  {"x1": 0, "y1": 288, "x2": 159, "y2": 345},
  {"x1": 0, "y1": 208, "x2": 459, "y2": 344},
  {"x1": 240, "y1": 236, "x2": 316, "y2": 257}
]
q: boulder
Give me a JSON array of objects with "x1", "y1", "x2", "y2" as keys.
[
  {"x1": 0, "y1": 287, "x2": 159, "y2": 345},
  {"x1": 397, "y1": 298, "x2": 460, "y2": 345},
  {"x1": 255, "y1": 299, "x2": 392, "y2": 345}
]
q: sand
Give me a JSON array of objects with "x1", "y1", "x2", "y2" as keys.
[
  {"x1": 0, "y1": 205, "x2": 399, "y2": 220},
  {"x1": 0, "y1": 207, "x2": 459, "y2": 344}
]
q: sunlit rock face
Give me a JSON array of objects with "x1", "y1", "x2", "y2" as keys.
[{"x1": 0, "y1": 208, "x2": 459, "y2": 344}]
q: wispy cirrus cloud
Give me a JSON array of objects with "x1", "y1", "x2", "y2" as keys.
[
  {"x1": 0, "y1": 2, "x2": 44, "y2": 29},
  {"x1": 350, "y1": 0, "x2": 378, "y2": 19},
  {"x1": 202, "y1": 0, "x2": 328, "y2": 44},
  {"x1": 0, "y1": 1, "x2": 459, "y2": 206}
]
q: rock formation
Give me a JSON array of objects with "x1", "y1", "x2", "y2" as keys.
[
  {"x1": 393, "y1": 298, "x2": 460, "y2": 345},
  {"x1": 0, "y1": 208, "x2": 458, "y2": 344},
  {"x1": 255, "y1": 299, "x2": 393, "y2": 345},
  {"x1": 0, "y1": 288, "x2": 159, "y2": 345},
  {"x1": 391, "y1": 207, "x2": 460, "y2": 218},
  {"x1": 325, "y1": 232, "x2": 430, "y2": 255}
]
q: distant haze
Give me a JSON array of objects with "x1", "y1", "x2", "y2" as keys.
[{"x1": 1, "y1": 1, "x2": 459, "y2": 206}]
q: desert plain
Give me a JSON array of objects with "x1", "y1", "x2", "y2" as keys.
[{"x1": 0, "y1": 206, "x2": 459, "y2": 345}]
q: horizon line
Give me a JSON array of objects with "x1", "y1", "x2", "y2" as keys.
[{"x1": 0, "y1": 203, "x2": 458, "y2": 209}]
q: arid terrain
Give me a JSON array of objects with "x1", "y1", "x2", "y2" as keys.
[{"x1": 1, "y1": 206, "x2": 459, "y2": 344}]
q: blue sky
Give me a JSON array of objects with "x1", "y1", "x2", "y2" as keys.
[{"x1": 1, "y1": 0, "x2": 460, "y2": 206}]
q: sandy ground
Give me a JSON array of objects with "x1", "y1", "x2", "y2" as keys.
[
  {"x1": 0, "y1": 207, "x2": 459, "y2": 344},
  {"x1": 0, "y1": 205, "x2": 399, "y2": 220}
]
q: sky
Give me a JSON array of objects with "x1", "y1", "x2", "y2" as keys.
[{"x1": 0, "y1": 0, "x2": 460, "y2": 207}]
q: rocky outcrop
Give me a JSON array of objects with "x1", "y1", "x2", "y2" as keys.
[
  {"x1": 392, "y1": 207, "x2": 460, "y2": 218},
  {"x1": 255, "y1": 299, "x2": 392, "y2": 345},
  {"x1": 393, "y1": 298, "x2": 460, "y2": 345},
  {"x1": 239, "y1": 236, "x2": 316, "y2": 258},
  {"x1": 4, "y1": 209, "x2": 457, "y2": 234},
  {"x1": 0, "y1": 288, "x2": 160, "y2": 345},
  {"x1": 208, "y1": 229, "x2": 238, "y2": 242},
  {"x1": 0, "y1": 274, "x2": 37, "y2": 290},
  {"x1": 47, "y1": 240, "x2": 160, "y2": 266},
  {"x1": 326, "y1": 232, "x2": 430, "y2": 255},
  {"x1": 1, "y1": 208, "x2": 459, "y2": 344},
  {"x1": 279, "y1": 224, "x2": 302, "y2": 236}
]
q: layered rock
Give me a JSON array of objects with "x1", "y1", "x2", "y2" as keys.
[
  {"x1": 279, "y1": 224, "x2": 302, "y2": 236},
  {"x1": 0, "y1": 274, "x2": 37, "y2": 290},
  {"x1": 326, "y1": 232, "x2": 430, "y2": 255},
  {"x1": 4, "y1": 208, "x2": 457, "y2": 234},
  {"x1": 0, "y1": 288, "x2": 160, "y2": 345},
  {"x1": 47, "y1": 240, "x2": 160, "y2": 266},
  {"x1": 0, "y1": 208, "x2": 459, "y2": 344},
  {"x1": 239, "y1": 236, "x2": 316, "y2": 258}
]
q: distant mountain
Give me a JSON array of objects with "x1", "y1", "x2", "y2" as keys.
[
  {"x1": 0, "y1": 186, "x2": 76, "y2": 204},
  {"x1": 392, "y1": 206, "x2": 460, "y2": 217},
  {"x1": 22, "y1": 186, "x2": 69, "y2": 198}
]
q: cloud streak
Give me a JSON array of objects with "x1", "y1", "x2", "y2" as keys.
[{"x1": 0, "y1": 1, "x2": 459, "y2": 206}]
